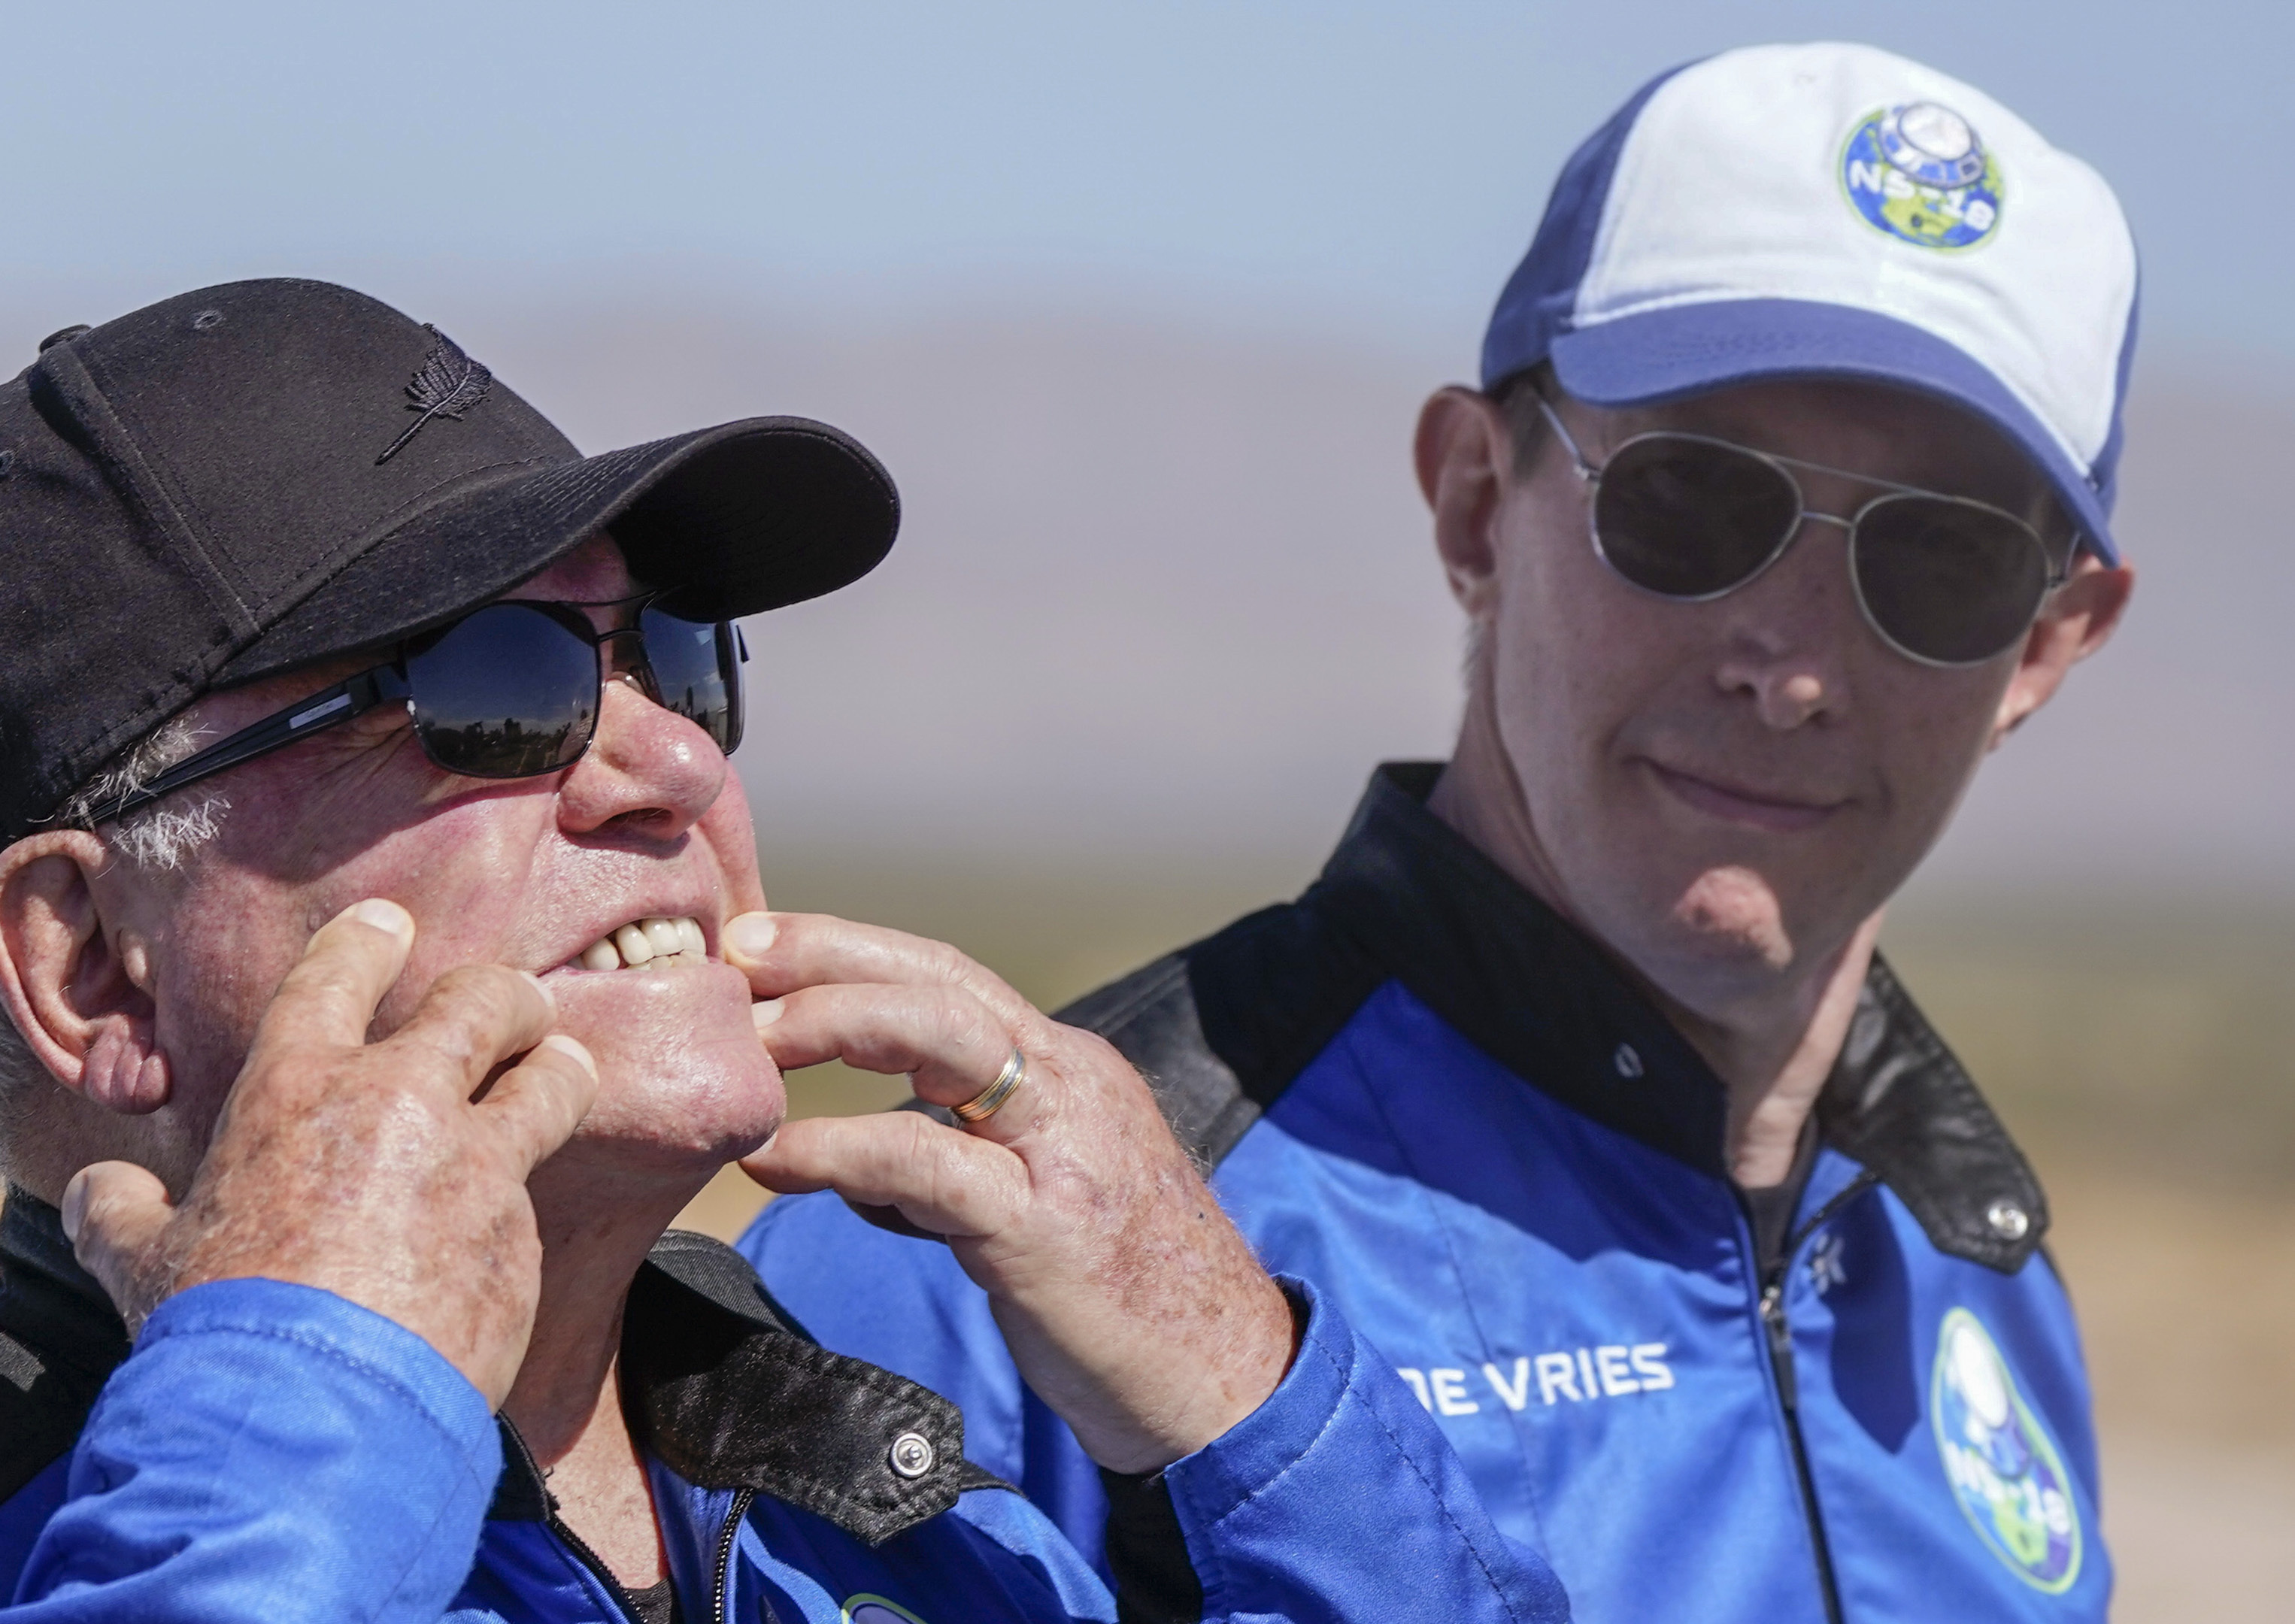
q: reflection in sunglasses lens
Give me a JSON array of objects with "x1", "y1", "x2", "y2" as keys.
[
  {"x1": 406, "y1": 604, "x2": 599, "y2": 777},
  {"x1": 1595, "y1": 437, "x2": 1803, "y2": 598},
  {"x1": 639, "y1": 604, "x2": 741, "y2": 753},
  {"x1": 1853, "y1": 498, "x2": 2049, "y2": 665}
]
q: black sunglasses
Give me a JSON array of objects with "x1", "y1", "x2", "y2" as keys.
[
  {"x1": 98, "y1": 593, "x2": 746, "y2": 826},
  {"x1": 1531, "y1": 395, "x2": 2071, "y2": 667}
]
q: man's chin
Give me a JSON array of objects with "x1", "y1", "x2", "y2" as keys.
[
  {"x1": 545, "y1": 960, "x2": 787, "y2": 1167},
  {"x1": 1660, "y1": 865, "x2": 1796, "y2": 975}
]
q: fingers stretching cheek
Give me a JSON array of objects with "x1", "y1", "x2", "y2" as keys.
[
  {"x1": 723, "y1": 911, "x2": 908, "y2": 998},
  {"x1": 754, "y1": 983, "x2": 1011, "y2": 1091},
  {"x1": 731, "y1": 913, "x2": 1036, "y2": 1028},
  {"x1": 388, "y1": 965, "x2": 557, "y2": 1091},
  {"x1": 473, "y1": 1035, "x2": 602, "y2": 1174},
  {"x1": 740, "y1": 1114, "x2": 1024, "y2": 1238}
]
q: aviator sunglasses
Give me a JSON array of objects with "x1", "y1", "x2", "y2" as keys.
[
  {"x1": 1529, "y1": 393, "x2": 2071, "y2": 667},
  {"x1": 98, "y1": 592, "x2": 745, "y2": 825}
]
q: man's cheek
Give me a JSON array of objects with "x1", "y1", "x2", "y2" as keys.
[{"x1": 698, "y1": 777, "x2": 766, "y2": 914}]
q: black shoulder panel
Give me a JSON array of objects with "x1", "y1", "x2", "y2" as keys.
[
  {"x1": 0, "y1": 1332, "x2": 102, "y2": 1507},
  {"x1": 1054, "y1": 950, "x2": 1260, "y2": 1168},
  {"x1": 1054, "y1": 901, "x2": 1386, "y2": 1168},
  {"x1": 0, "y1": 1195, "x2": 129, "y2": 1507}
]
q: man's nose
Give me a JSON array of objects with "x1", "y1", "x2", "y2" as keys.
[
  {"x1": 1708, "y1": 514, "x2": 1859, "y2": 731},
  {"x1": 554, "y1": 674, "x2": 727, "y2": 840}
]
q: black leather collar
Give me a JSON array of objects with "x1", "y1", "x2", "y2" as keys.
[
  {"x1": 1065, "y1": 763, "x2": 2048, "y2": 1274},
  {"x1": 0, "y1": 1196, "x2": 1002, "y2": 1542},
  {"x1": 490, "y1": 1229, "x2": 1006, "y2": 1545}
]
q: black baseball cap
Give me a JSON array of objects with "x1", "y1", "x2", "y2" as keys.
[{"x1": 0, "y1": 278, "x2": 899, "y2": 841}]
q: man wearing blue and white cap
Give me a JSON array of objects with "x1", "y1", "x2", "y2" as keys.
[{"x1": 747, "y1": 42, "x2": 2137, "y2": 1621}]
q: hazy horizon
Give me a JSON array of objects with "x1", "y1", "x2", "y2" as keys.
[
  {"x1": 432, "y1": 284, "x2": 2295, "y2": 904},
  {"x1": 6, "y1": 276, "x2": 2279, "y2": 901}
]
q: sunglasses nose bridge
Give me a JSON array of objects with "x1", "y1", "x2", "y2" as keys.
[{"x1": 592, "y1": 624, "x2": 662, "y2": 702}]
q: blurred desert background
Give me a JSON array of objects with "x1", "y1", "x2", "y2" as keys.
[{"x1": 13, "y1": 1, "x2": 2295, "y2": 1613}]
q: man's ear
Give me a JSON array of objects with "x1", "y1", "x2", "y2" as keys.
[
  {"x1": 0, "y1": 833, "x2": 170, "y2": 1114},
  {"x1": 1415, "y1": 386, "x2": 1516, "y2": 623},
  {"x1": 1990, "y1": 554, "x2": 2136, "y2": 747}
]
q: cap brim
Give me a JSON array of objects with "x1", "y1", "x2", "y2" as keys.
[
  {"x1": 215, "y1": 415, "x2": 899, "y2": 687},
  {"x1": 1549, "y1": 298, "x2": 2118, "y2": 565}
]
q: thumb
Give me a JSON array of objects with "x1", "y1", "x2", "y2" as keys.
[
  {"x1": 62, "y1": 1162, "x2": 177, "y2": 1335},
  {"x1": 721, "y1": 911, "x2": 781, "y2": 992}
]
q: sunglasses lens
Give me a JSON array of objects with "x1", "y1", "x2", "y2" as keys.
[
  {"x1": 639, "y1": 604, "x2": 742, "y2": 753},
  {"x1": 405, "y1": 604, "x2": 598, "y2": 777},
  {"x1": 1594, "y1": 436, "x2": 1803, "y2": 598},
  {"x1": 1853, "y1": 498, "x2": 2051, "y2": 665}
]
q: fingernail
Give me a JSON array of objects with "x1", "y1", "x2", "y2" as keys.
[
  {"x1": 751, "y1": 998, "x2": 784, "y2": 1030},
  {"x1": 345, "y1": 898, "x2": 414, "y2": 945},
  {"x1": 725, "y1": 914, "x2": 777, "y2": 961},
  {"x1": 60, "y1": 1171, "x2": 89, "y2": 1244},
  {"x1": 520, "y1": 970, "x2": 556, "y2": 1017},
  {"x1": 539, "y1": 1032, "x2": 597, "y2": 1077}
]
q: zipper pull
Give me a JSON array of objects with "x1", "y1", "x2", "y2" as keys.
[{"x1": 1760, "y1": 1280, "x2": 1799, "y2": 1412}]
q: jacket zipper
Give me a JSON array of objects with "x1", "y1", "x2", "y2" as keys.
[
  {"x1": 1751, "y1": 1168, "x2": 1878, "y2": 1624},
  {"x1": 711, "y1": 1488, "x2": 756, "y2": 1624},
  {"x1": 544, "y1": 1507, "x2": 652, "y2": 1624},
  {"x1": 547, "y1": 1486, "x2": 755, "y2": 1624}
]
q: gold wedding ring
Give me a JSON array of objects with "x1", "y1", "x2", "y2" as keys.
[{"x1": 952, "y1": 1047, "x2": 1026, "y2": 1126}]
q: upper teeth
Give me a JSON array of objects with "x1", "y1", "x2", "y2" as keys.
[{"x1": 578, "y1": 916, "x2": 708, "y2": 971}]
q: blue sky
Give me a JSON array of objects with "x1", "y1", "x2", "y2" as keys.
[{"x1": 5, "y1": 0, "x2": 2284, "y2": 371}]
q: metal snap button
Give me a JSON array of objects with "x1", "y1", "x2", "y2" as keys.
[
  {"x1": 888, "y1": 1431, "x2": 935, "y2": 1479},
  {"x1": 1984, "y1": 1199, "x2": 2030, "y2": 1241},
  {"x1": 1612, "y1": 1042, "x2": 1644, "y2": 1079}
]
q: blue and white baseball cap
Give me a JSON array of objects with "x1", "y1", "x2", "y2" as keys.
[{"x1": 1483, "y1": 42, "x2": 2139, "y2": 562}]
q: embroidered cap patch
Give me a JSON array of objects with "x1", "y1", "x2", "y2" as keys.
[
  {"x1": 376, "y1": 325, "x2": 494, "y2": 465},
  {"x1": 1840, "y1": 102, "x2": 2004, "y2": 251},
  {"x1": 1930, "y1": 1307, "x2": 2081, "y2": 1592}
]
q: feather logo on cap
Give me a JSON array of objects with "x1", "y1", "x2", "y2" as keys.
[{"x1": 375, "y1": 325, "x2": 494, "y2": 465}]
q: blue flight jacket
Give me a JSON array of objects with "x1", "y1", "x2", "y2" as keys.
[
  {"x1": 744, "y1": 763, "x2": 2109, "y2": 1622},
  {"x1": 0, "y1": 1193, "x2": 1564, "y2": 1622}
]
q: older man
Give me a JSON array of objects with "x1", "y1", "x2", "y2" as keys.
[
  {"x1": 747, "y1": 41, "x2": 2139, "y2": 1623},
  {"x1": 0, "y1": 280, "x2": 1561, "y2": 1620}
]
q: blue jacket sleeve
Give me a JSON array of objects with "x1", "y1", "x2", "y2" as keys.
[
  {"x1": 741, "y1": 1197, "x2": 1569, "y2": 1622},
  {"x1": 1142, "y1": 1276, "x2": 1568, "y2": 1622},
  {"x1": 10, "y1": 1277, "x2": 500, "y2": 1623}
]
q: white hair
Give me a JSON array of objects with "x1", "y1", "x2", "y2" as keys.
[{"x1": 48, "y1": 716, "x2": 228, "y2": 871}]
